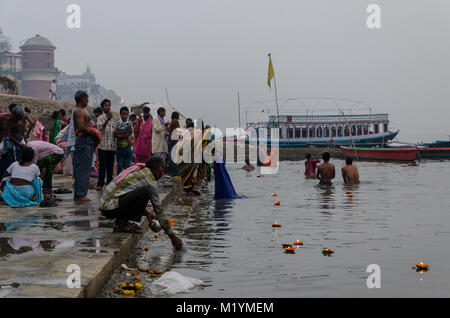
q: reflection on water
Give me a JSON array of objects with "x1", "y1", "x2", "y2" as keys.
[
  {"x1": 0, "y1": 209, "x2": 114, "y2": 259},
  {"x1": 128, "y1": 160, "x2": 450, "y2": 297}
]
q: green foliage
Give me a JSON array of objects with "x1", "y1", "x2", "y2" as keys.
[{"x1": 0, "y1": 27, "x2": 12, "y2": 64}]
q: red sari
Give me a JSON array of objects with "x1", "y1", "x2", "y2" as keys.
[{"x1": 133, "y1": 118, "x2": 153, "y2": 163}]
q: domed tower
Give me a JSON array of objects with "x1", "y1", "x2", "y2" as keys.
[{"x1": 19, "y1": 34, "x2": 56, "y2": 99}]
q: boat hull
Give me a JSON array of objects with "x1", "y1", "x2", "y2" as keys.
[
  {"x1": 247, "y1": 131, "x2": 399, "y2": 148},
  {"x1": 341, "y1": 146, "x2": 418, "y2": 161},
  {"x1": 419, "y1": 148, "x2": 450, "y2": 160}
]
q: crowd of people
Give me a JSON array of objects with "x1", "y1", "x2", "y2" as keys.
[
  {"x1": 0, "y1": 89, "x2": 363, "y2": 252},
  {"x1": 0, "y1": 90, "x2": 243, "y2": 250},
  {"x1": 304, "y1": 152, "x2": 360, "y2": 185}
]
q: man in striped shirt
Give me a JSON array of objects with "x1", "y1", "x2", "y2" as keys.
[{"x1": 100, "y1": 156, "x2": 182, "y2": 250}]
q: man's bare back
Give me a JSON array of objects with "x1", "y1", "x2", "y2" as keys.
[
  {"x1": 317, "y1": 162, "x2": 335, "y2": 185},
  {"x1": 342, "y1": 164, "x2": 360, "y2": 185}
]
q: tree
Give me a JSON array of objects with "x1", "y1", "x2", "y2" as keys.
[{"x1": 0, "y1": 27, "x2": 12, "y2": 65}]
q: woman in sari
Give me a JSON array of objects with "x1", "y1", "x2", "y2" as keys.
[
  {"x1": 176, "y1": 122, "x2": 210, "y2": 196},
  {"x1": 167, "y1": 112, "x2": 181, "y2": 176},
  {"x1": 49, "y1": 111, "x2": 67, "y2": 144},
  {"x1": 133, "y1": 111, "x2": 153, "y2": 164},
  {"x1": 1, "y1": 147, "x2": 43, "y2": 207}
]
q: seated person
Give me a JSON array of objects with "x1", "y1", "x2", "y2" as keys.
[
  {"x1": 99, "y1": 156, "x2": 182, "y2": 250},
  {"x1": 1, "y1": 147, "x2": 43, "y2": 207},
  {"x1": 242, "y1": 159, "x2": 255, "y2": 171},
  {"x1": 342, "y1": 157, "x2": 360, "y2": 185}
]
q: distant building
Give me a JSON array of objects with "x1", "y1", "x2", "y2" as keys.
[
  {"x1": 19, "y1": 34, "x2": 56, "y2": 99},
  {"x1": 0, "y1": 34, "x2": 121, "y2": 107},
  {"x1": 56, "y1": 65, "x2": 122, "y2": 108},
  {"x1": 0, "y1": 51, "x2": 22, "y2": 75}
]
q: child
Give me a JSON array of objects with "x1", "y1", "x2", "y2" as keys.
[
  {"x1": 1, "y1": 147, "x2": 43, "y2": 207},
  {"x1": 114, "y1": 107, "x2": 134, "y2": 174}
]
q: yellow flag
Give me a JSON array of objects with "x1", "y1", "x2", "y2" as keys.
[{"x1": 267, "y1": 54, "x2": 275, "y2": 88}]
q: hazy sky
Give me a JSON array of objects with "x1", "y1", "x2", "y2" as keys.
[{"x1": 1, "y1": 0, "x2": 449, "y2": 142}]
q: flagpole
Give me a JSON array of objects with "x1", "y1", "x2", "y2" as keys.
[
  {"x1": 237, "y1": 91, "x2": 241, "y2": 128},
  {"x1": 165, "y1": 88, "x2": 170, "y2": 105},
  {"x1": 273, "y1": 73, "x2": 280, "y2": 127},
  {"x1": 268, "y1": 53, "x2": 280, "y2": 128}
]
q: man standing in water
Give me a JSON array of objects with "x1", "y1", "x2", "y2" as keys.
[
  {"x1": 317, "y1": 152, "x2": 335, "y2": 186},
  {"x1": 73, "y1": 91, "x2": 96, "y2": 202},
  {"x1": 304, "y1": 153, "x2": 320, "y2": 178},
  {"x1": 341, "y1": 157, "x2": 360, "y2": 185}
]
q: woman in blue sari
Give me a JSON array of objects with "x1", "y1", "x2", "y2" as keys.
[
  {"x1": 214, "y1": 153, "x2": 241, "y2": 200},
  {"x1": 1, "y1": 147, "x2": 43, "y2": 208}
]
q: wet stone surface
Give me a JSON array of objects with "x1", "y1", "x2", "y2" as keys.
[{"x1": 0, "y1": 175, "x2": 174, "y2": 298}]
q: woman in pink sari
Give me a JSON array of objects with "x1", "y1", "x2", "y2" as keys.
[{"x1": 133, "y1": 113, "x2": 153, "y2": 163}]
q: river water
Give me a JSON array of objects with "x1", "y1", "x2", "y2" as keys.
[{"x1": 110, "y1": 159, "x2": 450, "y2": 297}]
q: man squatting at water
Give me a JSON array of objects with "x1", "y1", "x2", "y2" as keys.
[{"x1": 99, "y1": 156, "x2": 183, "y2": 250}]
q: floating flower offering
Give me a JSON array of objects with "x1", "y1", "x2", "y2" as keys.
[
  {"x1": 347, "y1": 194, "x2": 353, "y2": 198},
  {"x1": 123, "y1": 290, "x2": 135, "y2": 296},
  {"x1": 168, "y1": 217, "x2": 175, "y2": 227},
  {"x1": 272, "y1": 222, "x2": 281, "y2": 228},
  {"x1": 415, "y1": 263, "x2": 429, "y2": 271},
  {"x1": 272, "y1": 193, "x2": 278, "y2": 196},
  {"x1": 274, "y1": 201, "x2": 281, "y2": 206},
  {"x1": 144, "y1": 246, "x2": 150, "y2": 252},
  {"x1": 322, "y1": 249, "x2": 334, "y2": 255},
  {"x1": 137, "y1": 267, "x2": 164, "y2": 276},
  {"x1": 119, "y1": 282, "x2": 142, "y2": 291},
  {"x1": 282, "y1": 243, "x2": 292, "y2": 248},
  {"x1": 284, "y1": 247, "x2": 295, "y2": 254},
  {"x1": 293, "y1": 240, "x2": 303, "y2": 246}
]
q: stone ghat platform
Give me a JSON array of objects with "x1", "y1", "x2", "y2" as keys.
[
  {"x1": 0, "y1": 175, "x2": 178, "y2": 298},
  {"x1": 0, "y1": 93, "x2": 119, "y2": 130}
]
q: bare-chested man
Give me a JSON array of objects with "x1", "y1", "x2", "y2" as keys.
[
  {"x1": 73, "y1": 90, "x2": 96, "y2": 202},
  {"x1": 317, "y1": 152, "x2": 335, "y2": 186},
  {"x1": 341, "y1": 157, "x2": 360, "y2": 185}
]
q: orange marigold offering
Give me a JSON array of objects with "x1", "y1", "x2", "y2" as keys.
[
  {"x1": 274, "y1": 201, "x2": 281, "y2": 206},
  {"x1": 282, "y1": 243, "x2": 292, "y2": 248},
  {"x1": 293, "y1": 240, "x2": 303, "y2": 246},
  {"x1": 272, "y1": 222, "x2": 281, "y2": 228},
  {"x1": 272, "y1": 193, "x2": 278, "y2": 197},
  {"x1": 168, "y1": 218, "x2": 175, "y2": 227},
  {"x1": 415, "y1": 262, "x2": 429, "y2": 271},
  {"x1": 347, "y1": 194, "x2": 353, "y2": 198},
  {"x1": 322, "y1": 248, "x2": 334, "y2": 255},
  {"x1": 284, "y1": 247, "x2": 295, "y2": 254}
]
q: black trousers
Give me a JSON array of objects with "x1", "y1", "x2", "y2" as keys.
[
  {"x1": 97, "y1": 149, "x2": 116, "y2": 187},
  {"x1": 101, "y1": 187, "x2": 149, "y2": 222}
]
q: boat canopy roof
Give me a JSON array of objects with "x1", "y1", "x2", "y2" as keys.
[{"x1": 268, "y1": 113, "x2": 389, "y2": 125}]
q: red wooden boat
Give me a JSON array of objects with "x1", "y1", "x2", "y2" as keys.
[{"x1": 341, "y1": 146, "x2": 418, "y2": 161}]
